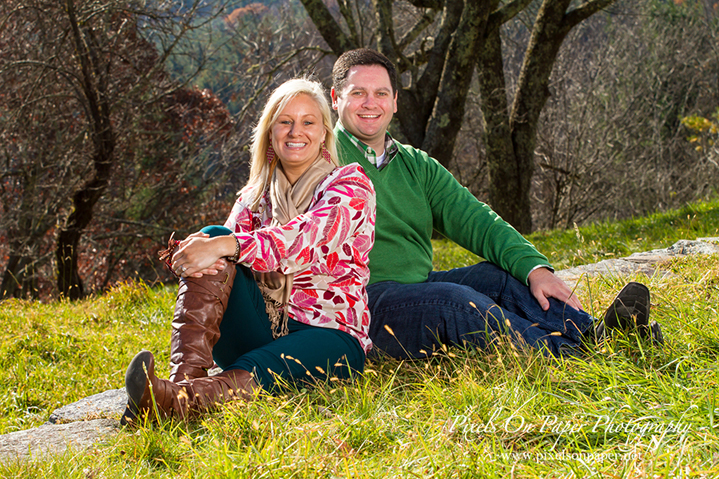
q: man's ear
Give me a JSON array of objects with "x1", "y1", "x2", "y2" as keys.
[
  {"x1": 393, "y1": 91, "x2": 398, "y2": 113},
  {"x1": 330, "y1": 87, "x2": 339, "y2": 110}
]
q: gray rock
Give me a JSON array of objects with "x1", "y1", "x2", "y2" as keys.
[
  {"x1": 627, "y1": 239, "x2": 719, "y2": 263},
  {"x1": 47, "y1": 388, "x2": 127, "y2": 424},
  {"x1": 0, "y1": 419, "x2": 118, "y2": 463},
  {"x1": 696, "y1": 236, "x2": 719, "y2": 243},
  {"x1": 557, "y1": 238, "x2": 719, "y2": 287},
  {"x1": 555, "y1": 258, "x2": 662, "y2": 284},
  {"x1": 669, "y1": 238, "x2": 719, "y2": 255}
]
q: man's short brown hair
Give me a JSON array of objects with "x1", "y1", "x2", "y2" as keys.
[{"x1": 332, "y1": 48, "x2": 398, "y2": 95}]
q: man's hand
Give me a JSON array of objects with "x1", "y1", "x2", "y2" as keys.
[{"x1": 527, "y1": 267, "x2": 583, "y2": 312}]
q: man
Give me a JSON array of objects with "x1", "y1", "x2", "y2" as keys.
[{"x1": 330, "y1": 48, "x2": 662, "y2": 359}]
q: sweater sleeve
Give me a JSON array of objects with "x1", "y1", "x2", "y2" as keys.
[
  {"x1": 227, "y1": 165, "x2": 375, "y2": 275},
  {"x1": 417, "y1": 149, "x2": 551, "y2": 284}
]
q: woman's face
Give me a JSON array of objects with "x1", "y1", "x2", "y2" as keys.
[{"x1": 270, "y1": 94, "x2": 326, "y2": 183}]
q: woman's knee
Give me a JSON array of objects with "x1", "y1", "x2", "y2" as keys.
[
  {"x1": 226, "y1": 328, "x2": 364, "y2": 391},
  {"x1": 200, "y1": 225, "x2": 233, "y2": 238}
]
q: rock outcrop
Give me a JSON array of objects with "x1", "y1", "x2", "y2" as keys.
[
  {"x1": 554, "y1": 238, "x2": 719, "y2": 285},
  {"x1": 0, "y1": 419, "x2": 118, "y2": 463}
]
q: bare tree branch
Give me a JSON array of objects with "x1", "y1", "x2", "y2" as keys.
[
  {"x1": 488, "y1": 0, "x2": 534, "y2": 28},
  {"x1": 422, "y1": 0, "x2": 494, "y2": 164},
  {"x1": 397, "y1": 8, "x2": 438, "y2": 51},
  {"x1": 236, "y1": 45, "x2": 332, "y2": 123},
  {"x1": 373, "y1": 0, "x2": 399, "y2": 61},
  {"x1": 406, "y1": 0, "x2": 443, "y2": 9},
  {"x1": 298, "y1": 0, "x2": 356, "y2": 54},
  {"x1": 337, "y1": 0, "x2": 361, "y2": 47},
  {"x1": 563, "y1": 0, "x2": 616, "y2": 31}
]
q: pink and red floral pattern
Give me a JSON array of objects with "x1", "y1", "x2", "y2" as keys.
[{"x1": 224, "y1": 164, "x2": 376, "y2": 352}]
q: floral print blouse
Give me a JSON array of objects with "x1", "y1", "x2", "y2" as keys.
[{"x1": 224, "y1": 164, "x2": 376, "y2": 353}]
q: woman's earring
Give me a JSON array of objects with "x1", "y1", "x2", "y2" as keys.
[
  {"x1": 266, "y1": 144, "x2": 275, "y2": 164},
  {"x1": 321, "y1": 142, "x2": 331, "y2": 163}
]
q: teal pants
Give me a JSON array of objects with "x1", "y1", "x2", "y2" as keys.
[{"x1": 202, "y1": 226, "x2": 365, "y2": 391}]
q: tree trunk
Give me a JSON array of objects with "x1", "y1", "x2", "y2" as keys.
[
  {"x1": 507, "y1": 0, "x2": 573, "y2": 233},
  {"x1": 300, "y1": 0, "x2": 615, "y2": 233},
  {"x1": 392, "y1": 0, "x2": 463, "y2": 147},
  {"x1": 477, "y1": 26, "x2": 527, "y2": 231},
  {"x1": 422, "y1": 0, "x2": 493, "y2": 167},
  {"x1": 55, "y1": 139, "x2": 115, "y2": 300},
  {"x1": 1, "y1": 254, "x2": 38, "y2": 300},
  {"x1": 56, "y1": 0, "x2": 116, "y2": 299},
  {"x1": 298, "y1": 0, "x2": 357, "y2": 53},
  {"x1": 506, "y1": 0, "x2": 616, "y2": 233}
]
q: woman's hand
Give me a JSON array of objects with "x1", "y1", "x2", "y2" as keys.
[{"x1": 171, "y1": 232, "x2": 235, "y2": 278}]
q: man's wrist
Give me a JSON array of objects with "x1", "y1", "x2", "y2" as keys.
[{"x1": 526, "y1": 265, "x2": 554, "y2": 284}]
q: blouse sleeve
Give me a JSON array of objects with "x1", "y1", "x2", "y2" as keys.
[
  {"x1": 223, "y1": 186, "x2": 257, "y2": 235},
  {"x1": 227, "y1": 165, "x2": 375, "y2": 274}
]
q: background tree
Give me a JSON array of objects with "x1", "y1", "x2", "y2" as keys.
[
  {"x1": 78, "y1": 86, "x2": 234, "y2": 293},
  {"x1": 526, "y1": 0, "x2": 719, "y2": 229},
  {"x1": 0, "y1": 0, "x2": 234, "y2": 299},
  {"x1": 299, "y1": 0, "x2": 616, "y2": 232},
  {"x1": 3, "y1": 0, "x2": 717, "y2": 299}
]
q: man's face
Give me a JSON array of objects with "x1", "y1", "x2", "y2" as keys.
[{"x1": 331, "y1": 64, "x2": 397, "y2": 152}]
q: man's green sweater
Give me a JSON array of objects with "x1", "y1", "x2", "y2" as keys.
[{"x1": 336, "y1": 126, "x2": 551, "y2": 286}]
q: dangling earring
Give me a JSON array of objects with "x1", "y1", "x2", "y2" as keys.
[
  {"x1": 321, "y1": 141, "x2": 331, "y2": 163},
  {"x1": 266, "y1": 144, "x2": 275, "y2": 164}
]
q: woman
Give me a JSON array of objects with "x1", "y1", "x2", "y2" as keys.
[{"x1": 121, "y1": 78, "x2": 375, "y2": 423}]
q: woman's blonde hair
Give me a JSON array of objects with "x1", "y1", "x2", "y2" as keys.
[{"x1": 243, "y1": 78, "x2": 339, "y2": 210}]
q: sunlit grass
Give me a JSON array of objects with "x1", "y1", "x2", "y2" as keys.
[
  {"x1": 0, "y1": 282, "x2": 173, "y2": 434},
  {"x1": 2, "y1": 199, "x2": 719, "y2": 476}
]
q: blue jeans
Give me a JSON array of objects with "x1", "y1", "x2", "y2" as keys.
[{"x1": 366, "y1": 262, "x2": 596, "y2": 358}]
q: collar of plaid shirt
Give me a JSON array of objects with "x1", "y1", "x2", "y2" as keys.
[{"x1": 338, "y1": 123, "x2": 398, "y2": 170}]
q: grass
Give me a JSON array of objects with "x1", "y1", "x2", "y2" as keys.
[{"x1": 1, "y1": 198, "x2": 719, "y2": 477}]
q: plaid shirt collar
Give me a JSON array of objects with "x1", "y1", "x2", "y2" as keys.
[{"x1": 338, "y1": 123, "x2": 398, "y2": 169}]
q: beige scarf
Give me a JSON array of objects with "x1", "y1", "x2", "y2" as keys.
[{"x1": 255, "y1": 156, "x2": 335, "y2": 338}]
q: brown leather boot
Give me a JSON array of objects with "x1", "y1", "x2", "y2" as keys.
[
  {"x1": 121, "y1": 350, "x2": 188, "y2": 424},
  {"x1": 168, "y1": 264, "x2": 237, "y2": 382},
  {"x1": 121, "y1": 350, "x2": 258, "y2": 425},
  {"x1": 182, "y1": 367, "x2": 258, "y2": 409}
]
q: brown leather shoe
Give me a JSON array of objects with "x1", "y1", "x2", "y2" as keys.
[
  {"x1": 595, "y1": 282, "x2": 664, "y2": 345},
  {"x1": 169, "y1": 264, "x2": 237, "y2": 382}
]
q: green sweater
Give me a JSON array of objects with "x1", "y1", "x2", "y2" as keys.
[{"x1": 336, "y1": 126, "x2": 551, "y2": 286}]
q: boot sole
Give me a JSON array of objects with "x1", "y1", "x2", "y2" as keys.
[
  {"x1": 594, "y1": 319, "x2": 664, "y2": 346},
  {"x1": 121, "y1": 350, "x2": 153, "y2": 425},
  {"x1": 603, "y1": 282, "x2": 650, "y2": 330}
]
